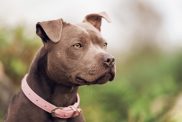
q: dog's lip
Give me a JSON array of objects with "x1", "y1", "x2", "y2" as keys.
[
  {"x1": 109, "y1": 71, "x2": 115, "y2": 81},
  {"x1": 75, "y1": 77, "x2": 88, "y2": 84},
  {"x1": 76, "y1": 71, "x2": 115, "y2": 85}
]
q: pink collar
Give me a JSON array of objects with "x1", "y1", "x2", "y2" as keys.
[{"x1": 21, "y1": 74, "x2": 81, "y2": 119}]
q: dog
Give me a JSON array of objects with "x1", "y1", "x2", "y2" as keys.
[{"x1": 5, "y1": 12, "x2": 116, "y2": 122}]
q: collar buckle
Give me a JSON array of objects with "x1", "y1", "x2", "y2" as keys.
[
  {"x1": 51, "y1": 107, "x2": 63, "y2": 117},
  {"x1": 51, "y1": 106, "x2": 81, "y2": 118}
]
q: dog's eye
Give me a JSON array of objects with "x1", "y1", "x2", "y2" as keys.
[
  {"x1": 73, "y1": 43, "x2": 82, "y2": 49},
  {"x1": 103, "y1": 42, "x2": 108, "y2": 47}
]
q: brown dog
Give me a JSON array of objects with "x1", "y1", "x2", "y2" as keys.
[{"x1": 5, "y1": 12, "x2": 116, "y2": 122}]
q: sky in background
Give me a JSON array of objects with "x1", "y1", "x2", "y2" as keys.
[{"x1": 0, "y1": 0, "x2": 182, "y2": 53}]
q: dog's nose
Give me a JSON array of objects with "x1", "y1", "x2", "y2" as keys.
[{"x1": 103, "y1": 55, "x2": 115, "y2": 67}]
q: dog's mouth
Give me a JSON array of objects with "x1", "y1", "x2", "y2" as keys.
[{"x1": 75, "y1": 71, "x2": 115, "y2": 85}]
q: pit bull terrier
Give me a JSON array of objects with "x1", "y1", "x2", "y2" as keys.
[{"x1": 5, "y1": 12, "x2": 116, "y2": 122}]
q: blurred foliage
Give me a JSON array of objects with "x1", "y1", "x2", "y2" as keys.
[
  {"x1": 80, "y1": 50, "x2": 182, "y2": 122},
  {"x1": 0, "y1": 25, "x2": 182, "y2": 122},
  {"x1": 0, "y1": 25, "x2": 41, "y2": 84}
]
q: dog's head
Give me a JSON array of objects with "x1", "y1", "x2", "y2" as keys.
[{"x1": 36, "y1": 12, "x2": 116, "y2": 86}]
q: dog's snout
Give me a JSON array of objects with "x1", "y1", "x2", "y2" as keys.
[{"x1": 103, "y1": 55, "x2": 115, "y2": 67}]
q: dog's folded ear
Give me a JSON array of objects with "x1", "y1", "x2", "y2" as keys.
[
  {"x1": 83, "y1": 12, "x2": 111, "y2": 31},
  {"x1": 36, "y1": 19, "x2": 63, "y2": 43}
]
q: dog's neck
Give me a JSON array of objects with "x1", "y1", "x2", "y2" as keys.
[{"x1": 26, "y1": 47, "x2": 78, "y2": 107}]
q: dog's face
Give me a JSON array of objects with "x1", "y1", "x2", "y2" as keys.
[{"x1": 36, "y1": 12, "x2": 116, "y2": 86}]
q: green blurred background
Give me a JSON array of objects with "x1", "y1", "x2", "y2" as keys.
[{"x1": 0, "y1": 0, "x2": 182, "y2": 122}]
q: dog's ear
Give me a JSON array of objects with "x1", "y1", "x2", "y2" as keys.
[
  {"x1": 83, "y1": 12, "x2": 111, "y2": 31},
  {"x1": 36, "y1": 19, "x2": 63, "y2": 43}
]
